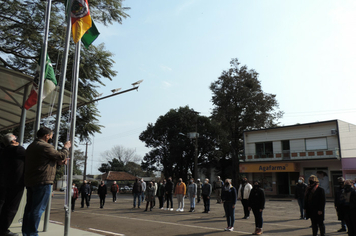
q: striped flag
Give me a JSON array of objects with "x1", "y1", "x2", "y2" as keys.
[
  {"x1": 24, "y1": 54, "x2": 57, "y2": 110},
  {"x1": 71, "y1": 0, "x2": 92, "y2": 43}
]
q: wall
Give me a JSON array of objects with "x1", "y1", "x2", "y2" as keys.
[{"x1": 338, "y1": 120, "x2": 356, "y2": 158}]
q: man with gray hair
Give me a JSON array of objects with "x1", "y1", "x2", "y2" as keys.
[{"x1": 0, "y1": 133, "x2": 25, "y2": 236}]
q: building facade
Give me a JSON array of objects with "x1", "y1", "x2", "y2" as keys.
[{"x1": 242, "y1": 120, "x2": 356, "y2": 197}]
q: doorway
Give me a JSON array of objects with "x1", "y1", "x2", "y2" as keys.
[{"x1": 277, "y1": 172, "x2": 289, "y2": 195}]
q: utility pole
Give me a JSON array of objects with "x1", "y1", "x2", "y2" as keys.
[{"x1": 83, "y1": 142, "x2": 88, "y2": 181}]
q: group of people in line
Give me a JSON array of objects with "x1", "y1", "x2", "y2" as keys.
[
  {"x1": 295, "y1": 175, "x2": 356, "y2": 236},
  {"x1": 1, "y1": 127, "x2": 356, "y2": 236}
]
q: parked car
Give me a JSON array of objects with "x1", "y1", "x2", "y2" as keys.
[{"x1": 59, "y1": 187, "x2": 66, "y2": 191}]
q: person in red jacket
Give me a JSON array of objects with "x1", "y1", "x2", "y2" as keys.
[
  {"x1": 71, "y1": 183, "x2": 79, "y2": 212},
  {"x1": 111, "y1": 181, "x2": 119, "y2": 202}
]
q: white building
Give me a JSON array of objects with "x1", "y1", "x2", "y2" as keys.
[{"x1": 242, "y1": 120, "x2": 356, "y2": 197}]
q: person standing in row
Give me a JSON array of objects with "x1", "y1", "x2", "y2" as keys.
[
  {"x1": 202, "y1": 178, "x2": 212, "y2": 213},
  {"x1": 304, "y1": 175, "x2": 326, "y2": 236},
  {"x1": 248, "y1": 181, "x2": 265, "y2": 235},
  {"x1": 22, "y1": 127, "x2": 71, "y2": 236},
  {"x1": 152, "y1": 180, "x2": 157, "y2": 208},
  {"x1": 187, "y1": 178, "x2": 197, "y2": 212},
  {"x1": 98, "y1": 181, "x2": 107, "y2": 209},
  {"x1": 222, "y1": 179, "x2": 237, "y2": 232},
  {"x1": 340, "y1": 179, "x2": 356, "y2": 236},
  {"x1": 196, "y1": 179, "x2": 202, "y2": 203},
  {"x1": 295, "y1": 176, "x2": 307, "y2": 219},
  {"x1": 334, "y1": 177, "x2": 347, "y2": 232},
  {"x1": 0, "y1": 133, "x2": 25, "y2": 236},
  {"x1": 71, "y1": 183, "x2": 79, "y2": 212},
  {"x1": 157, "y1": 180, "x2": 165, "y2": 209},
  {"x1": 165, "y1": 177, "x2": 174, "y2": 211},
  {"x1": 237, "y1": 177, "x2": 252, "y2": 219},
  {"x1": 132, "y1": 178, "x2": 142, "y2": 209},
  {"x1": 141, "y1": 178, "x2": 146, "y2": 203},
  {"x1": 144, "y1": 182, "x2": 155, "y2": 211},
  {"x1": 174, "y1": 178, "x2": 186, "y2": 212},
  {"x1": 88, "y1": 181, "x2": 93, "y2": 202},
  {"x1": 214, "y1": 176, "x2": 224, "y2": 204},
  {"x1": 111, "y1": 181, "x2": 119, "y2": 203},
  {"x1": 79, "y1": 180, "x2": 91, "y2": 208}
]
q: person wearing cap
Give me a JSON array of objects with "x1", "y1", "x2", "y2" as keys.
[
  {"x1": 295, "y1": 176, "x2": 307, "y2": 219},
  {"x1": 334, "y1": 177, "x2": 347, "y2": 232},
  {"x1": 214, "y1": 176, "x2": 224, "y2": 204},
  {"x1": 304, "y1": 175, "x2": 326, "y2": 236},
  {"x1": 196, "y1": 179, "x2": 202, "y2": 203}
]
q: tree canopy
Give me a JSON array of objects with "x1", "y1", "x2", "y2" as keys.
[
  {"x1": 0, "y1": 0, "x2": 129, "y2": 142},
  {"x1": 210, "y1": 58, "x2": 283, "y2": 184},
  {"x1": 139, "y1": 106, "x2": 227, "y2": 181}
]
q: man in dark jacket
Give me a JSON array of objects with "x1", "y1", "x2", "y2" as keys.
[
  {"x1": 304, "y1": 175, "x2": 326, "y2": 236},
  {"x1": 22, "y1": 127, "x2": 71, "y2": 236},
  {"x1": 295, "y1": 176, "x2": 307, "y2": 219},
  {"x1": 165, "y1": 177, "x2": 174, "y2": 210},
  {"x1": 334, "y1": 177, "x2": 347, "y2": 232},
  {"x1": 341, "y1": 179, "x2": 356, "y2": 236},
  {"x1": 79, "y1": 180, "x2": 91, "y2": 208},
  {"x1": 98, "y1": 181, "x2": 107, "y2": 208},
  {"x1": 0, "y1": 133, "x2": 25, "y2": 236},
  {"x1": 132, "y1": 178, "x2": 142, "y2": 208},
  {"x1": 202, "y1": 178, "x2": 212, "y2": 213}
]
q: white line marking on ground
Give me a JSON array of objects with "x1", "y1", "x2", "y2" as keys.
[
  {"x1": 88, "y1": 228, "x2": 125, "y2": 236},
  {"x1": 78, "y1": 211, "x2": 251, "y2": 234},
  {"x1": 49, "y1": 220, "x2": 63, "y2": 225}
]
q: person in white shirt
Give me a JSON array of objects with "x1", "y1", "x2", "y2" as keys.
[{"x1": 237, "y1": 177, "x2": 252, "y2": 219}]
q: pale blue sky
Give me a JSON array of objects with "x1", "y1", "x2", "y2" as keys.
[{"x1": 83, "y1": 0, "x2": 356, "y2": 174}]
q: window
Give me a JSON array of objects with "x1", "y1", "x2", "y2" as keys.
[
  {"x1": 255, "y1": 142, "x2": 273, "y2": 158},
  {"x1": 305, "y1": 138, "x2": 327, "y2": 150}
]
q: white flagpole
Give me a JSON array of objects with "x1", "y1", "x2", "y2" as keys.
[
  {"x1": 34, "y1": 0, "x2": 52, "y2": 134},
  {"x1": 43, "y1": 0, "x2": 73, "y2": 232},
  {"x1": 64, "y1": 40, "x2": 81, "y2": 236}
]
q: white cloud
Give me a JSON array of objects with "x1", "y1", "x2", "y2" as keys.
[
  {"x1": 162, "y1": 81, "x2": 172, "y2": 88},
  {"x1": 160, "y1": 64, "x2": 172, "y2": 71}
]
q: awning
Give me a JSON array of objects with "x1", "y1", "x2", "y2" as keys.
[{"x1": 0, "y1": 66, "x2": 89, "y2": 131}]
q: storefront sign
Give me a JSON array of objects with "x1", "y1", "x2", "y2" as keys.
[{"x1": 239, "y1": 162, "x2": 298, "y2": 173}]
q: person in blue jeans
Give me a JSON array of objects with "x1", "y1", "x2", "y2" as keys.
[
  {"x1": 22, "y1": 127, "x2": 71, "y2": 236},
  {"x1": 221, "y1": 179, "x2": 237, "y2": 232},
  {"x1": 295, "y1": 176, "x2": 307, "y2": 219},
  {"x1": 132, "y1": 178, "x2": 142, "y2": 208}
]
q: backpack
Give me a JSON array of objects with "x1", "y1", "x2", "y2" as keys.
[{"x1": 111, "y1": 184, "x2": 118, "y2": 192}]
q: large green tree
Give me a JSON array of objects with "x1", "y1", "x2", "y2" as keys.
[
  {"x1": 210, "y1": 58, "x2": 283, "y2": 185},
  {"x1": 139, "y1": 106, "x2": 227, "y2": 181},
  {"x1": 0, "y1": 0, "x2": 129, "y2": 142}
]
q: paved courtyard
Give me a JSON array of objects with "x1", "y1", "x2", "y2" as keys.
[{"x1": 48, "y1": 192, "x2": 346, "y2": 236}]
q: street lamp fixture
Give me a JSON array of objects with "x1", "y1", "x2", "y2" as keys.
[
  {"x1": 111, "y1": 88, "x2": 122, "y2": 93},
  {"x1": 132, "y1": 80, "x2": 144, "y2": 87}
]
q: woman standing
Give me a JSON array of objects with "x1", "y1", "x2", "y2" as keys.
[
  {"x1": 157, "y1": 180, "x2": 165, "y2": 209},
  {"x1": 248, "y1": 181, "x2": 265, "y2": 235},
  {"x1": 221, "y1": 179, "x2": 237, "y2": 232},
  {"x1": 144, "y1": 182, "x2": 155, "y2": 211},
  {"x1": 304, "y1": 175, "x2": 326, "y2": 236},
  {"x1": 187, "y1": 178, "x2": 197, "y2": 212},
  {"x1": 98, "y1": 181, "x2": 107, "y2": 208}
]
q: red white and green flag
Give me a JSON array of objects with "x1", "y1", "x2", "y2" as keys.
[{"x1": 24, "y1": 54, "x2": 57, "y2": 110}]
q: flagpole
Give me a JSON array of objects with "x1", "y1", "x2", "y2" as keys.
[
  {"x1": 34, "y1": 0, "x2": 52, "y2": 135},
  {"x1": 43, "y1": 0, "x2": 73, "y2": 232},
  {"x1": 64, "y1": 41, "x2": 81, "y2": 236}
]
